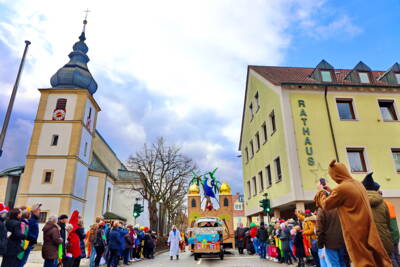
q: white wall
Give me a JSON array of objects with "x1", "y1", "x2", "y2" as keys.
[
  {"x1": 70, "y1": 199, "x2": 84, "y2": 215},
  {"x1": 43, "y1": 94, "x2": 77, "y2": 120},
  {"x1": 84, "y1": 176, "x2": 99, "y2": 227},
  {"x1": 36, "y1": 123, "x2": 72, "y2": 155},
  {"x1": 73, "y1": 162, "x2": 88, "y2": 199},
  {"x1": 28, "y1": 159, "x2": 67, "y2": 194},
  {"x1": 78, "y1": 128, "x2": 92, "y2": 164},
  {"x1": 83, "y1": 99, "x2": 96, "y2": 132}
]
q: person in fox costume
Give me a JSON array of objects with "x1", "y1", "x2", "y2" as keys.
[{"x1": 66, "y1": 210, "x2": 82, "y2": 267}]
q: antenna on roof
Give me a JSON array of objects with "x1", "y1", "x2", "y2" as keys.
[{"x1": 82, "y1": 8, "x2": 90, "y2": 33}]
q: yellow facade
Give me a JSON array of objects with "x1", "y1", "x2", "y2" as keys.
[{"x1": 240, "y1": 65, "x2": 400, "y2": 221}]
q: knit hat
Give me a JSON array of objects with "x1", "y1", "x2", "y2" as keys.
[
  {"x1": 31, "y1": 203, "x2": 42, "y2": 212},
  {"x1": 362, "y1": 172, "x2": 380, "y2": 191},
  {"x1": 0, "y1": 203, "x2": 9, "y2": 214},
  {"x1": 58, "y1": 214, "x2": 68, "y2": 220}
]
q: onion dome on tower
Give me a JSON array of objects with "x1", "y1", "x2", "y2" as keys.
[
  {"x1": 188, "y1": 184, "x2": 200, "y2": 195},
  {"x1": 50, "y1": 16, "x2": 97, "y2": 94},
  {"x1": 219, "y1": 182, "x2": 231, "y2": 195}
]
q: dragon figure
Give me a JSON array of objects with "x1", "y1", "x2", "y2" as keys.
[{"x1": 189, "y1": 168, "x2": 221, "y2": 211}]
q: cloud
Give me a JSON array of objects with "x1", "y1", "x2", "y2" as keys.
[{"x1": 0, "y1": 0, "x2": 361, "y2": 194}]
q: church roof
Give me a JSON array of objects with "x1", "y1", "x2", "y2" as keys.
[
  {"x1": 103, "y1": 211, "x2": 127, "y2": 222},
  {"x1": 50, "y1": 25, "x2": 98, "y2": 94},
  {"x1": 0, "y1": 166, "x2": 24, "y2": 177}
]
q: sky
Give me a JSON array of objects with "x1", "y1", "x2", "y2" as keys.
[{"x1": 0, "y1": 0, "x2": 399, "y2": 194}]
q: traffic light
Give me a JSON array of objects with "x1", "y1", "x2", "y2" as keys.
[
  {"x1": 259, "y1": 193, "x2": 271, "y2": 213},
  {"x1": 133, "y1": 203, "x2": 144, "y2": 218}
]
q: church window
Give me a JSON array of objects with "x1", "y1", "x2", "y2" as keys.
[
  {"x1": 223, "y1": 197, "x2": 229, "y2": 207},
  {"x1": 84, "y1": 142, "x2": 88, "y2": 157},
  {"x1": 51, "y1": 135, "x2": 59, "y2": 146},
  {"x1": 191, "y1": 198, "x2": 196, "y2": 207},
  {"x1": 42, "y1": 170, "x2": 54, "y2": 184},
  {"x1": 106, "y1": 187, "x2": 111, "y2": 211},
  {"x1": 56, "y1": 98, "x2": 67, "y2": 110},
  {"x1": 39, "y1": 211, "x2": 48, "y2": 223},
  {"x1": 270, "y1": 110, "x2": 276, "y2": 134},
  {"x1": 88, "y1": 107, "x2": 92, "y2": 119}
]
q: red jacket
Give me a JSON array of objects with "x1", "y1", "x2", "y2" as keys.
[
  {"x1": 67, "y1": 210, "x2": 81, "y2": 258},
  {"x1": 250, "y1": 226, "x2": 257, "y2": 238}
]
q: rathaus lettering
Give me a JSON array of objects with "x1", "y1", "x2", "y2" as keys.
[{"x1": 298, "y1": 100, "x2": 315, "y2": 166}]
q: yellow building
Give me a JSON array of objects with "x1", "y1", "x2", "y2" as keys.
[{"x1": 239, "y1": 60, "x2": 400, "y2": 222}]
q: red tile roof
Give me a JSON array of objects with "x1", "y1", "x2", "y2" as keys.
[{"x1": 250, "y1": 65, "x2": 395, "y2": 87}]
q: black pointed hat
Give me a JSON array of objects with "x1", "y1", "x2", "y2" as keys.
[{"x1": 362, "y1": 172, "x2": 380, "y2": 191}]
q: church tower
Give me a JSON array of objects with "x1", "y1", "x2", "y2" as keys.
[{"x1": 16, "y1": 19, "x2": 100, "y2": 217}]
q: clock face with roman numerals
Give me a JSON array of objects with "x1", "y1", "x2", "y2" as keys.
[{"x1": 52, "y1": 109, "x2": 66, "y2": 121}]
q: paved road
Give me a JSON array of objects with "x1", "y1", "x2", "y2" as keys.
[{"x1": 22, "y1": 249, "x2": 286, "y2": 267}]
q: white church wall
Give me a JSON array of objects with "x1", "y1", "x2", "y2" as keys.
[
  {"x1": 83, "y1": 99, "x2": 96, "y2": 132},
  {"x1": 78, "y1": 128, "x2": 92, "y2": 164},
  {"x1": 70, "y1": 199, "x2": 84, "y2": 215},
  {"x1": 43, "y1": 94, "x2": 77, "y2": 120},
  {"x1": 84, "y1": 175, "x2": 99, "y2": 227},
  {"x1": 36, "y1": 123, "x2": 72, "y2": 155},
  {"x1": 73, "y1": 162, "x2": 88, "y2": 199},
  {"x1": 28, "y1": 159, "x2": 67, "y2": 194},
  {"x1": 103, "y1": 180, "x2": 113, "y2": 212}
]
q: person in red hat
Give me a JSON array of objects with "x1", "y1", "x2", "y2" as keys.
[
  {"x1": 66, "y1": 211, "x2": 82, "y2": 266},
  {"x1": 0, "y1": 203, "x2": 9, "y2": 256}
]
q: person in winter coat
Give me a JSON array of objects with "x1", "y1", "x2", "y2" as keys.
[
  {"x1": 57, "y1": 214, "x2": 68, "y2": 258},
  {"x1": 0, "y1": 204, "x2": 9, "y2": 257},
  {"x1": 16, "y1": 207, "x2": 30, "y2": 267},
  {"x1": 256, "y1": 222, "x2": 268, "y2": 259},
  {"x1": 42, "y1": 216, "x2": 63, "y2": 267},
  {"x1": 316, "y1": 207, "x2": 346, "y2": 267},
  {"x1": 123, "y1": 229, "x2": 133, "y2": 264},
  {"x1": 66, "y1": 211, "x2": 82, "y2": 267},
  {"x1": 385, "y1": 198, "x2": 400, "y2": 266},
  {"x1": 108, "y1": 221, "x2": 122, "y2": 267},
  {"x1": 249, "y1": 223, "x2": 258, "y2": 255},
  {"x1": 235, "y1": 225, "x2": 246, "y2": 254},
  {"x1": 1, "y1": 208, "x2": 25, "y2": 267},
  {"x1": 314, "y1": 160, "x2": 391, "y2": 267},
  {"x1": 93, "y1": 222, "x2": 107, "y2": 267},
  {"x1": 293, "y1": 226, "x2": 305, "y2": 267},
  {"x1": 20, "y1": 203, "x2": 41, "y2": 267},
  {"x1": 144, "y1": 230, "x2": 155, "y2": 259},
  {"x1": 280, "y1": 223, "x2": 293, "y2": 265},
  {"x1": 87, "y1": 223, "x2": 98, "y2": 267},
  {"x1": 167, "y1": 225, "x2": 181, "y2": 260},
  {"x1": 362, "y1": 173, "x2": 396, "y2": 266},
  {"x1": 73, "y1": 219, "x2": 86, "y2": 267}
]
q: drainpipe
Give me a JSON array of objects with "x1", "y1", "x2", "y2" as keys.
[{"x1": 324, "y1": 86, "x2": 340, "y2": 162}]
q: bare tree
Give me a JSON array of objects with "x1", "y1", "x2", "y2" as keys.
[{"x1": 127, "y1": 137, "x2": 196, "y2": 235}]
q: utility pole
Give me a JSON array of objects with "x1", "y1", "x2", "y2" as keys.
[{"x1": 0, "y1": 40, "x2": 31, "y2": 157}]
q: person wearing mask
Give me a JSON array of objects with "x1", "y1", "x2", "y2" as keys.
[
  {"x1": 42, "y1": 216, "x2": 63, "y2": 267},
  {"x1": 316, "y1": 206, "x2": 346, "y2": 267},
  {"x1": 257, "y1": 222, "x2": 268, "y2": 259},
  {"x1": 93, "y1": 222, "x2": 107, "y2": 267},
  {"x1": 1, "y1": 208, "x2": 25, "y2": 267},
  {"x1": 167, "y1": 225, "x2": 181, "y2": 260},
  {"x1": 362, "y1": 173, "x2": 396, "y2": 267},
  {"x1": 0, "y1": 204, "x2": 9, "y2": 257},
  {"x1": 314, "y1": 160, "x2": 391, "y2": 267},
  {"x1": 58, "y1": 214, "x2": 69, "y2": 258}
]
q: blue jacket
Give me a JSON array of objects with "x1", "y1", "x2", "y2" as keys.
[
  {"x1": 118, "y1": 227, "x2": 128, "y2": 253},
  {"x1": 108, "y1": 228, "x2": 122, "y2": 250},
  {"x1": 28, "y1": 213, "x2": 39, "y2": 245}
]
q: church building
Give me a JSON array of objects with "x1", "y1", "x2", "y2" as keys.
[{"x1": 0, "y1": 20, "x2": 148, "y2": 228}]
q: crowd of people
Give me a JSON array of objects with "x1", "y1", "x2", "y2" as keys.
[
  {"x1": 0, "y1": 205, "x2": 158, "y2": 267},
  {"x1": 235, "y1": 160, "x2": 400, "y2": 267}
]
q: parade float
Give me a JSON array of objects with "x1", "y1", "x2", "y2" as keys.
[{"x1": 187, "y1": 169, "x2": 235, "y2": 251}]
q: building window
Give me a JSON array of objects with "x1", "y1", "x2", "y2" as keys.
[
  {"x1": 247, "y1": 181, "x2": 251, "y2": 199},
  {"x1": 255, "y1": 92, "x2": 260, "y2": 111},
  {"x1": 223, "y1": 197, "x2": 229, "y2": 207},
  {"x1": 359, "y1": 72, "x2": 370, "y2": 83},
  {"x1": 106, "y1": 187, "x2": 112, "y2": 212},
  {"x1": 245, "y1": 147, "x2": 249, "y2": 163},
  {"x1": 234, "y1": 203, "x2": 243, "y2": 210},
  {"x1": 56, "y1": 98, "x2": 67, "y2": 110},
  {"x1": 266, "y1": 165, "x2": 272, "y2": 187},
  {"x1": 379, "y1": 100, "x2": 398, "y2": 121},
  {"x1": 88, "y1": 107, "x2": 92, "y2": 119},
  {"x1": 249, "y1": 103, "x2": 254, "y2": 121},
  {"x1": 396, "y1": 73, "x2": 400, "y2": 84},
  {"x1": 39, "y1": 212, "x2": 48, "y2": 223},
  {"x1": 336, "y1": 99, "x2": 356, "y2": 120},
  {"x1": 42, "y1": 170, "x2": 53, "y2": 184},
  {"x1": 252, "y1": 176, "x2": 257, "y2": 196},
  {"x1": 258, "y1": 171, "x2": 264, "y2": 192},
  {"x1": 191, "y1": 198, "x2": 196, "y2": 208},
  {"x1": 392, "y1": 149, "x2": 400, "y2": 172},
  {"x1": 274, "y1": 157, "x2": 282, "y2": 182},
  {"x1": 270, "y1": 111, "x2": 276, "y2": 134},
  {"x1": 51, "y1": 135, "x2": 59, "y2": 146},
  {"x1": 347, "y1": 148, "x2": 367, "y2": 172},
  {"x1": 84, "y1": 142, "x2": 88, "y2": 157},
  {"x1": 262, "y1": 123, "x2": 267, "y2": 144},
  {"x1": 250, "y1": 140, "x2": 254, "y2": 158},
  {"x1": 255, "y1": 132, "x2": 260, "y2": 152},
  {"x1": 321, "y1": 71, "x2": 332, "y2": 82}
]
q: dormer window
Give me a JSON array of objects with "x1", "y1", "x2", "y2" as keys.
[
  {"x1": 321, "y1": 70, "x2": 332, "y2": 82},
  {"x1": 249, "y1": 103, "x2": 254, "y2": 120},
  {"x1": 359, "y1": 72, "x2": 370, "y2": 83},
  {"x1": 396, "y1": 73, "x2": 400, "y2": 84}
]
